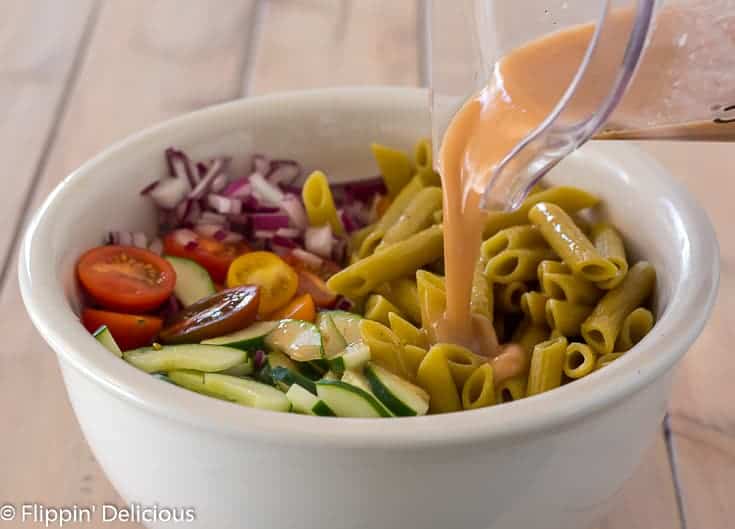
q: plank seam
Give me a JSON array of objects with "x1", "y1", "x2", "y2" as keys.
[
  {"x1": 241, "y1": 0, "x2": 268, "y2": 97},
  {"x1": 0, "y1": 0, "x2": 103, "y2": 290},
  {"x1": 664, "y1": 413, "x2": 690, "y2": 529}
]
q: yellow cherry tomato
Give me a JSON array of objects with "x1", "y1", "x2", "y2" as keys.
[{"x1": 226, "y1": 251, "x2": 298, "y2": 316}]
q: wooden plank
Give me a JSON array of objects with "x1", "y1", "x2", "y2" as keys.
[
  {"x1": 0, "y1": 0, "x2": 96, "y2": 279},
  {"x1": 250, "y1": 0, "x2": 420, "y2": 94},
  {"x1": 0, "y1": 0, "x2": 256, "y2": 523},
  {"x1": 638, "y1": 141, "x2": 735, "y2": 529}
]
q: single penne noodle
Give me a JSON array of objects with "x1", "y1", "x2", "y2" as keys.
[
  {"x1": 328, "y1": 224, "x2": 444, "y2": 299},
  {"x1": 349, "y1": 224, "x2": 375, "y2": 254},
  {"x1": 481, "y1": 225, "x2": 548, "y2": 260},
  {"x1": 527, "y1": 336, "x2": 568, "y2": 396},
  {"x1": 462, "y1": 364, "x2": 496, "y2": 410},
  {"x1": 591, "y1": 223, "x2": 629, "y2": 289},
  {"x1": 596, "y1": 352, "x2": 624, "y2": 370},
  {"x1": 537, "y1": 259, "x2": 569, "y2": 281},
  {"x1": 615, "y1": 307, "x2": 655, "y2": 352},
  {"x1": 417, "y1": 345, "x2": 462, "y2": 413},
  {"x1": 495, "y1": 375, "x2": 528, "y2": 403},
  {"x1": 491, "y1": 343, "x2": 531, "y2": 385},
  {"x1": 364, "y1": 294, "x2": 403, "y2": 326},
  {"x1": 388, "y1": 312, "x2": 429, "y2": 349},
  {"x1": 400, "y1": 344, "x2": 429, "y2": 381},
  {"x1": 550, "y1": 328, "x2": 565, "y2": 340},
  {"x1": 495, "y1": 281, "x2": 528, "y2": 314},
  {"x1": 359, "y1": 319, "x2": 408, "y2": 378},
  {"x1": 471, "y1": 259, "x2": 494, "y2": 322},
  {"x1": 370, "y1": 143, "x2": 414, "y2": 198},
  {"x1": 432, "y1": 343, "x2": 485, "y2": 389},
  {"x1": 511, "y1": 320, "x2": 550, "y2": 354},
  {"x1": 538, "y1": 260, "x2": 602, "y2": 306},
  {"x1": 581, "y1": 261, "x2": 656, "y2": 354},
  {"x1": 521, "y1": 291, "x2": 549, "y2": 326},
  {"x1": 379, "y1": 278, "x2": 421, "y2": 324},
  {"x1": 301, "y1": 170, "x2": 345, "y2": 236},
  {"x1": 483, "y1": 186, "x2": 600, "y2": 238},
  {"x1": 485, "y1": 247, "x2": 557, "y2": 284},
  {"x1": 356, "y1": 174, "x2": 427, "y2": 257},
  {"x1": 563, "y1": 343, "x2": 597, "y2": 379},
  {"x1": 379, "y1": 186, "x2": 443, "y2": 249},
  {"x1": 416, "y1": 270, "x2": 447, "y2": 341},
  {"x1": 529, "y1": 202, "x2": 617, "y2": 282},
  {"x1": 545, "y1": 299, "x2": 594, "y2": 337},
  {"x1": 414, "y1": 137, "x2": 433, "y2": 171}
]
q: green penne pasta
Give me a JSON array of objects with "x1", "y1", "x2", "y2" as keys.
[
  {"x1": 495, "y1": 375, "x2": 527, "y2": 403},
  {"x1": 520, "y1": 291, "x2": 549, "y2": 326},
  {"x1": 495, "y1": 281, "x2": 528, "y2": 314},
  {"x1": 483, "y1": 186, "x2": 600, "y2": 238},
  {"x1": 328, "y1": 224, "x2": 444, "y2": 299},
  {"x1": 615, "y1": 307, "x2": 655, "y2": 352},
  {"x1": 462, "y1": 364, "x2": 496, "y2": 410},
  {"x1": 388, "y1": 312, "x2": 429, "y2": 349},
  {"x1": 377, "y1": 278, "x2": 421, "y2": 324},
  {"x1": 511, "y1": 320, "x2": 550, "y2": 354},
  {"x1": 591, "y1": 223, "x2": 629, "y2": 289},
  {"x1": 527, "y1": 336, "x2": 568, "y2": 396},
  {"x1": 359, "y1": 319, "x2": 409, "y2": 379},
  {"x1": 581, "y1": 261, "x2": 656, "y2": 354},
  {"x1": 414, "y1": 138, "x2": 433, "y2": 171},
  {"x1": 400, "y1": 344, "x2": 428, "y2": 381},
  {"x1": 545, "y1": 299, "x2": 593, "y2": 337},
  {"x1": 433, "y1": 208, "x2": 443, "y2": 224},
  {"x1": 364, "y1": 294, "x2": 404, "y2": 326},
  {"x1": 529, "y1": 202, "x2": 617, "y2": 282},
  {"x1": 471, "y1": 259, "x2": 493, "y2": 322},
  {"x1": 379, "y1": 187, "x2": 443, "y2": 249},
  {"x1": 481, "y1": 225, "x2": 548, "y2": 260},
  {"x1": 538, "y1": 260, "x2": 603, "y2": 306},
  {"x1": 596, "y1": 352, "x2": 624, "y2": 370},
  {"x1": 350, "y1": 224, "x2": 375, "y2": 253},
  {"x1": 417, "y1": 345, "x2": 462, "y2": 413},
  {"x1": 563, "y1": 343, "x2": 597, "y2": 379},
  {"x1": 484, "y1": 247, "x2": 556, "y2": 284},
  {"x1": 435, "y1": 343, "x2": 484, "y2": 389},
  {"x1": 549, "y1": 328, "x2": 565, "y2": 340},
  {"x1": 416, "y1": 270, "x2": 447, "y2": 337},
  {"x1": 493, "y1": 315, "x2": 506, "y2": 343},
  {"x1": 301, "y1": 170, "x2": 345, "y2": 235},
  {"x1": 371, "y1": 143, "x2": 414, "y2": 198}
]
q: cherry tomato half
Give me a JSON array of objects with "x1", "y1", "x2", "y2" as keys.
[
  {"x1": 82, "y1": 308, "x2": 163, "y2": 351},
  {"x1": 294, "y1": 268, "x2": 337, "y2": 308},
  {"x1": 226, "y1": 252, "x2": 298, "y2": 316},
  {"x1": 77, "y1": 246, "x2": 176, "y2": 312},
  {"x1": 163, "y1": 230, "x2": 250, "y2": 283},
  {"x1": 269, "y1": 293, "x2": 316, "y2": 322},
  {"x1": 159, "y1": 285, "x2": 260, "y2": 344}
]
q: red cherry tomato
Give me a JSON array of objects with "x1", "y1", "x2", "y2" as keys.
[
  {"x1": 82, "y1": 308, "x2": 163, "y2": 351},
  {"x1": 163, "y1": 230, "x2": 250, "y2": 283}
]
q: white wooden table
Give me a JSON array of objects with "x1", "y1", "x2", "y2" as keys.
[{"x1": 1, "y1": 2, "x2": 731, "y2": 527}]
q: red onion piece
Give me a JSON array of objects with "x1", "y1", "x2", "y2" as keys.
[
  {"x1": 253, "y1": 349, "x2": 266, "y2": 371},
  {"x1": 226, "y1": 213, "x2": 250, "y2": 225},
  {"x1": 166, "y1": 148, "x2": 198, "y2": 186},
  {"x1": 148, "y1": 237, "x2": 163, "y2": 255},
  {"x1": 251, "y1": 214, "x2": 291, "y2": 231},
  {"x1": 272, "y1": 235, "x2": 298, "y2": 249},
  {"x1": 250, "y1": 173, "x2": 284, "y2": 205},
  {"x1": 224, "y1": 178, "x2": 251, "y2": 198},
  {"x1": 207, "y1": 194, "x2": 242, "y2": 215},
  {"x1": 173, "y1": 229, "x2": 199, "y2": 248},
  {"x1": 337, "y1": 177, "x2": 388, "y2": 200},
  {"x1": 251, "y1": 154, "x2": 270, "y2": 175},
  {"x1": 305, "y1": 224, "x2": 334, "y2": 258},
  {"x1": 140, "y1": 180, "x2": 159, "y2": 195},
  {"x1": 221, "y1": 232, "x2": 244, "y2": 244},
  {"x1": 281, "y1": 194, "x2": 308, "y2": 229},
  {"x1": 253, "y1": 229, "x2": 276, "y2": 240},
  {"x1": 266, "y1": 160, "x2": 301, "y2": 186},
  {"x1": 195, "y1": 224, "x2": 226, "y2": 240},
  {"x1": 188, "y1": 158, "x2": 225, "y2": 200},
  {"x1": 339, "y1": 209, "x2": 357, "y2": 233},
  {"x1": 150, "y1": 177, "x2": 190, "y2": 209},
  {"x1": 211, "y1": 172, "x2": 228, "y2": 193},
  {"x1": 275, "y1": 227, "x2": 301, "y2": 239},
  {"x1": 198, "y1": 211, "x2": 228, "y2": 225},
  {"x1": 291, "y1": 249, "x2": 324, "y2": 269},
  {"x1": 279, "y1": 184, "x2": 302, "y2": 195},
  {"x1": 335, "y1": 296, "x2": 354, "y2": 311},
  {"x1": 332, "y1": 237, "x2": 348, "y2": 263}
]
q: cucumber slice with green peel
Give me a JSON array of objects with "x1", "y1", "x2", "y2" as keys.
[
  {"x1": 203, "y1": 374, "x2": 291, "y2": 412},
  {"x1": 321, "y1": 370, "x2": 340, "y2": 381},
  {"x1": 340, "y1": 370, "x2": 392, "y2": 416},
  {"x1": 264, "y1": 351, "x2": 298, "y2": 371},
  {"x1": 165, "y1": 256, "x2": 216, "y2": 306},
  {"x1": 265, "y1": 320, "x2": 323, "y2": 361},
  {"x1": 123, "y1": 344, "x2": 246, "y2": 374},
  {"x1": 324, "y1": 311, "x2": 363, "y2": 345},
  {"x1": 257, "y1": 352, "x2": 316, "y2": 393},
  {"x1": 327, "y1": 342, "x2": 371, "y2": 375},
  {"x1": 317, "y1": 313, "x2": 347, "y2": 358},
  {"x1": 167, "y1": 370, "x2": 233, "y2": 400},
  {"x1": 286, "y1": 384, "x2": 335, "y2": 416},
  {"x1": 201, "y1": 321, "x2": 278, "y2": 351},
  {"x1": 219, "y1": 358, "x2": 254, "y2": 377},
  {"x1": 365, "y1": 362, "x2": 430, "y2": 416},
  {"x1": 316, "y1": 380, "x2": 391, "y2": 418},
  {"x1": 93, "y1": 325, "x2": 122, "y2": 357},
  {"x1": 297, "y1": 361, "x2": 326, "y2": 381}
]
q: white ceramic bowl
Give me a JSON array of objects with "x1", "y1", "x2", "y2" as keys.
[{"x1": 20, "y1": 88, "x2": 719, "y2": 529}]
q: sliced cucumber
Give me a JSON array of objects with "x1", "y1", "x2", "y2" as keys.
[
  {"x1": 324, "y1": 311, "x2": 363, "y2": 345},
  {"x1": 123, "y1": 344, "x2": 246, "y2": 374},
  {"x1": 340, "y1": 370, "x2": 392, "y2": 416},
  {"x1": 219, "y1": 358, "x2": 254, "y2": 377},
  {"x1": 265, "y1": 320, "x2": 323, "y2": 361},
  {"x1": 265, "y1": 351, "x2": 298, "y2": 371},
  {"x1": 257, "y1": 352, "x2": 316, "y2": 394},
  {"x1": 365, "y1": 362, "x2": 430, "y2": 416},
  {"x1": 167, "y1": 370, "x2": 233, "y2": 400},
  {"x1": 321, "y1": 370, "x2": 340, "y2": 381},
  {"x1": 327, "y1": 342, "x2": 371, "y2": 375},
  {"x1": 317, "y1": 313, "x2": 347, "y2": 358},
  {"x1": 203, "y1": 373, "x2": 291, "y2": 412},
  {"x1": 316, "y1": 380, "x2": 391, "y2": 418},
  {"x1": 201, "y1": 321, "x2": 278, "y2": 351},
  {"x1": 286, "y1": 384, "x2": 335, "y2": 416},
  {"x1": 93, "y1": 325, "x2": 122, "y2": 357},
  {"x1": 165, "y1": 256, "x2": 216, "y2": 306}
]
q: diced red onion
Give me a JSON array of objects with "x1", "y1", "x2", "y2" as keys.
[
  {"x1": 166, "y1": 148, "x2": 198, "y2": 186},
  {"x1": 253, "y1": 229, "x2": 276, "y2": 240},
  {"x1": 250, "y1": 173, "x2": 284, "y2": 205},
  {"x1": 223, "y1": 178, "x2": 250, "y2": 198},
  {"x1": 140, "y1": 180, "x2": 159, "y2": 195},
  {"x1": 195, "y1": 224, "x2": 227, "y2": 240},
  {"x1": 173, "y1": 229, "x2": 199, "y2": 248},
  {"x1": 335, "y1": 296, "x2": 354, "y2": 311},
  {"x1": 337, "y1": 177, "x2": 388, "y2": 201},
  {"x1": 275, "y1": 227, "x2": 301, "y2": 239},
  {"x1": 266, "y1": 160, "x2": 301, "y2": 186},
  {"x1": 339, "y1": 209, "x2": 357, "y2": 233},
  {"x1": 272, "y1": 235, "x2": 298, "y2": 249},
  {"x1": 221, "y1": 232, "x2": 244, "y2": 244},
  {"x1": 207, "y1": 194, "x2": 242, "y2": 215},
  {"x1": 292, "y1": 249, "x2": 324, "y2": 269},
  {"x1": 226, "y1": 213, "x2": 250, "y2": 225},
  {"x1": 305, "y1": 224, "x2": 334, "y2": 258},
  {"x1": 148, "y1": 237, "x2": 163, "y2": 255},
  {"x1": 185, "y1": 240, "x2": 198, "y2": 250},
  {"x1": 253, "y1": 349, "x2": 266, "y2": 371},
  {"x1": 188, "y1": 158, "x2": 225, "y2": 200},
  {"x1": 211, "y1": 172, "x2": 228, "y2": 193},
  {"x1": 332, "y1": 237, "x2": 348, "y2": 263},
  {"x1": 281, "y1": 194, "x2": 308, "y2": 229},
  {"x1": 177, "y1": 199, "x2": 202, "y2": 225},
  {"x1": 242, "y1": 195, "x2": 280, "y2": 213},
  {"x1": 279, "y1": 184, "x2": 302, "y2": 195},
  {"x1": 150, "y1": 177, "x2": 190, "y2": 209},
  {"x1": 198, "y1": 211, "x2": 228, "y2": 225},
  {"x1": 251, "y1": 214, "x2": 291, "y2": 231},
  {"x1": 196, "y1": 162, "x2": 208, "y2": 178},
  {"x1": 251, "y1": 154, "x2": 270, "y2": 175}
]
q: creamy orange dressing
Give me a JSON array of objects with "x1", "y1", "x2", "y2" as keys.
[{"x1": 437, "y1": 5, "x2": 735, "y2": 355}]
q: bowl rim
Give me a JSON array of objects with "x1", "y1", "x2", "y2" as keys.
[{"x1": 19, "y1": 86, "x2": 720, "y2": 448}]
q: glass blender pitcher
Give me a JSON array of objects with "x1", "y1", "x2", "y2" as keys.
[{"x1": 430, "y1": 0, "x2": 735, "y2": 210}]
